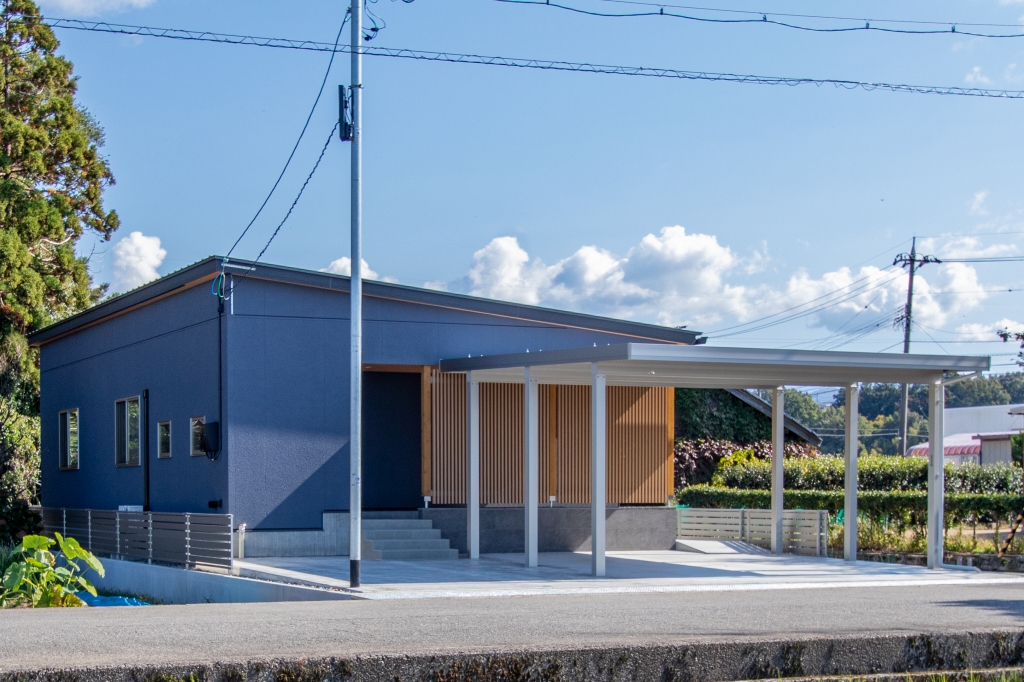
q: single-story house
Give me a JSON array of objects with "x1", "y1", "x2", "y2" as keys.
[{"x1": 29, "y1": 257, "x2": 990, "y2": 572}]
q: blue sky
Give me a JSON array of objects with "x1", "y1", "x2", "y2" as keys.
[{"x1": 44, "y1": 0, "x2": 1024, "y2": 371}]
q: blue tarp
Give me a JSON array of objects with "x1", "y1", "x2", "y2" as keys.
[{"x1": 77, "y1": 592, "x2": 149, "y2": 607}]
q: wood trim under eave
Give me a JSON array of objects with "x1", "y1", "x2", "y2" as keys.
[
  {"x1": 364, "y1": 363, "x2": 436, "y2": 373},
  {"x1": 30, "y1": 273, "x2": 220, "y2": 348}
]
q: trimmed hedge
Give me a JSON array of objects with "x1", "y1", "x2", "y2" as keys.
[
  {"x1": 712, "y1": 455, "x2": 1023, "y2": 494},
  {"x1": 676, "y1": 484, "x2": 1024, "y2": 524}
]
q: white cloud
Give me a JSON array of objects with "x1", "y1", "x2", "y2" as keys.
[
  {"x1": 920, "y1": 235, "x2": 1018, "y2": 259},
  {"x1": 956, "y1": 318, "x2": 1024, "y2": 341},
  {"x1": 452, "y1": 226, "x2": 993, "y2": 334},
  {"x1": 111, "y1": 231, "x2": 166, "y2": 293},
  {"x1": 37, "y1": 0, "x2": 154, "y2": 15},
  {"x1": 464, "y1": 227, "x2": 759, "y2": 327},
  {"x1": 969, "y1": 190, "x2": 990, "y2": 215},
  {"x1": 322, "y1": 257, "x2": 380, "y2": 279},
  {"x1": 965, "y1": 67, "x2": 991, "y2": 85}
]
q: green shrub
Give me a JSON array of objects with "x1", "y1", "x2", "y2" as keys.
[
  {"x1": 676, "y1": 484, "x2": 1024, "y2": 527},
  {"x1": 711, "y1": 455, "x2": 1022, "y2": 494},
  {"x1": 1, "y1": 533, "x2": 104, "y2": 608}
]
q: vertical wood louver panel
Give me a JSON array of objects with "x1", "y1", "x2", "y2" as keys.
[
  {"x1": 481, "y1": 383, "x2": 524, "y2": 504},
  {"x1": 430, "y1": 376, "x2": 670, "y2": 507},
  {"x1": 556, "y1": 385, "x2": 591, "y2": 504},
  {"x1": 606, "y1": 386, "x2": 667, "y2": 504},
  {"x1": 430, "y1": 370, "x2": 466, "y2": 504}
]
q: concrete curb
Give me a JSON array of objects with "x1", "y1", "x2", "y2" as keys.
[{"x1": 4, "y1": 629, "x2": 1023, "y2": 681}]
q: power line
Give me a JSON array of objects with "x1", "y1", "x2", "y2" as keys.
[
  {"x1": 582, "y1": 0, "x2": 1024, "y2": 29},
  {"x1": 251, "y1": 122, "x2": 340, "y2": 268},
  {"x1": 708, "y1": 268, "x2": 893, "y2": 335},
  {"x1": 940, "y1": 256, "x2": 1024, "y2": 263},
  {"x1": 711, "y1": 269, "x2": 905, "y2": 339},
  {"x1": 222, "y1": 11, "x2": 349, "y2": 265},
  {"x1": 492, "y1": 0, "x2": 1024, "y2": 38},
  {"x1": 44, "y1": 18, "x2": 1024, "y2": 99}
]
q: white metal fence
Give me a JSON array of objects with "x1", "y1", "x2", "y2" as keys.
[
  {"x1": 677, "y1": 507, "x2": 829, "y2": 556},
  {"x1": 40, "y1": 507, "x2": 233, "y2": 571}
]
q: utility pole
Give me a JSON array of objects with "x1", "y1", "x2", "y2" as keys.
[
  {"x1": 893, "y1": 237, "x2": 941, "y2": 456},
  {"x1": 348, "y1": 0, "x2": 364, "y2": 588}
]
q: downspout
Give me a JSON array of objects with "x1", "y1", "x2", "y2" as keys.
[{"x1": 143, "y1": 388, "x2": 150, "y2": 511}]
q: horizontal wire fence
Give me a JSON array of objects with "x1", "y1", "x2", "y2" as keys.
[
  {"x1": 677, "y1": 507, "x2": 828, "y2": 556},
  {"x1": 40, "y1": 507, "x2": 233, "y2": 571}
]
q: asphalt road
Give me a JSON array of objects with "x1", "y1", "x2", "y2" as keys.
[{"x1": 1, "y1": 582, "x2": 1022, "y2": 671}]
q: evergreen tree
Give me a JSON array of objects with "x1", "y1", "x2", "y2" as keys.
[{"x1": 0, "y1": 0, "x2": 117, "y2": 529}]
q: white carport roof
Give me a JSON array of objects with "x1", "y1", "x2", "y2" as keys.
[{"x1": 439, "y1": 343, "x2": 991, "y2": 388}]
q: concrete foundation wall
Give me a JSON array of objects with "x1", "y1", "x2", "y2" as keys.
[
  {"x1": 234, "y1": 507, "x2": 675, "y2": 557},
  {"x1": 88, "y1": 558, "x2": 348, "y2": 604},
  {"x1": 237, "y1": 512, "x2": 350, "y2": 558},
  {"x1": 422, "y1": 506, "x2": 677, "y2": 553}
]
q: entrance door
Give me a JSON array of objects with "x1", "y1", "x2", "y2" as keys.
[{"x1": 362, "y1": 371, "x2": 422, "y2": 510}]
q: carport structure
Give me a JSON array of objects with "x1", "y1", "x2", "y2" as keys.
[{"x1": 440, "y1": 343, "x2": 990, "y2": 576}]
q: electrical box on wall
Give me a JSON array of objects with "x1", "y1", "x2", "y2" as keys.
[{"x1": 201, "y1": 421, "x2": 220, "y2": 455}]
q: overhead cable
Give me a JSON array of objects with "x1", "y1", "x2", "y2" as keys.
[
  {"x1": 493, "y1": 0, "x2": 1024, "y2": 38},
  {"x1": 221, "y1": 10, "x2": 349, "y2": 267},
  {"x1": 43, "y1": 18, "x2": 1024, "y2": 99},
  {"x1": 587, "y1": 0, "x2": 1024, "y2": 29},
  {"x1": 250, "y1": 122, "x2": 340, "y2": 269}
]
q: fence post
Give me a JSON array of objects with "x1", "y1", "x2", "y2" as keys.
[
  {"x1": 115, "y1": 512, "x2": 120, "y2": 559},
  {"x1": 229, "y1": 514, "x2": 235, "y2": 569},
  {"x1": 87, "y1": 509, "x2": 92, "y2": 552},
  {"x1": 62, "y1": 508, "x2": 66, "y2": 538},
  {"x1": 185, "y1": 513, "x2": 191, "y2": 570},
  {"x1": 147, "y1": 512, "x2": 153, "y2": 565}
]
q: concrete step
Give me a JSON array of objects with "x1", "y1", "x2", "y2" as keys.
[
  {"x1": 377, "y1": 548, "x2": 459, "y2": 561},
  {"x1": 363, "y1": 511, "x2": 420, "y2": 520},
  {"x1": 370, "y1": 539, "x2": 453, "y2": 551},
  {"x1": 363, "y1": 529, "x2": 442, "y2": 540},
  {"x1": 362, "y1": 519, "x2": 434, "y2": 530}
]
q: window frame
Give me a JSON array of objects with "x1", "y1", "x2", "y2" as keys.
[
  {"x1": 157, "y1": 421, "x2": 172, "y2": 459},
  {"x1": 58, "y1": 408, "x2": 80, "y2": 471},
  {"x1": 114, "y1": 396, "x2": 142, "y2": 467},
  {"x1": 190, "y1": 416, "x2": 206, "y2": 457}
]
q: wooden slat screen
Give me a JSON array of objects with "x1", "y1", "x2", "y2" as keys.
[
  {"x1": 429, "y1": 373, "x2": 672, "y2": 506},
  {"x1": 430, "y1": 371, "x2": 466, "y2": 504},
  {"x1": 481, "y1": 383, "x2": 524, "y2": 504}
]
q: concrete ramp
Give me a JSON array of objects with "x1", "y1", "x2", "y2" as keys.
[{"x1": 674, "y1": 539, "x2": 771, "y2": 555}]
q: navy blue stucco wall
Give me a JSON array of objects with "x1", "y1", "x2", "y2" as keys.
[
  {"x1": 226, "y1": 277, "x2": 654, "y2": 530},
  {"x1": 40, "y1": 284, "x2": 226, "y2": 513}
]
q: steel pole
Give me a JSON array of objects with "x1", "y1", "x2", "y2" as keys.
[{"x1": 348, "y1": 0, "x2": 364, "y2": 588}]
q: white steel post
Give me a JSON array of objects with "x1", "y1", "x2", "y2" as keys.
[
  {"x1": 466, "y1": 372, "x2": 481, "y2": 559},
  {"x1": 524, "y1": 367, "x2": 539, "y2": 567},
  {"x1": 348, "y1": 0, "x2": 364, "y2": 588},
  {"x1": 771, "y1": 386, "x2": 785, "y2": 555},
  {"x1": 591, "y1": 364, "x2": 607, "y2": 577},
  {"x1": 844, "y1": 383, "x2": 859, "y2": 561},
  {"x1": 927, "y1": 379, "x2": 945, "y2": 569}
]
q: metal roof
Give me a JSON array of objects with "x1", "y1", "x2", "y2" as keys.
[
  {"x1": 439, "y1": 343, "x2": 991, "y2": 388},
  {"x1": 27, "y1": 257, "x2": 701, "y2": 347}
]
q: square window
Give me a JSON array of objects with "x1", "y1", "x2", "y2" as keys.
[
  {"x1": 190, "y1": 417, "x2": 205, "y2": 456},
  {"x1": 157, "y1": 421, "x2": 171, "y2": 459},
  {"x1": 59, "y1": 409, "x2": 79, "y2": 470},
  {"x1": 115, "y1": 397, "x2": 141, "y2": 466}
]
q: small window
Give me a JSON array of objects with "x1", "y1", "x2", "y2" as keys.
[
  {"x1": 115, "y1": 397, "x2": 141, "y2": 466},
  {"x1": 59, "y1": 409, "x2": 79, "y2": 470},
  {"x1": 157, "y1": 421, "x2": 171, "y2": 459},
  {"x1": 190, "y1": 417, "x2": 205, "y2": 456}
]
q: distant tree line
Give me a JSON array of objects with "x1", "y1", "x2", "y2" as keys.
[{"x1": 785, "y1": 374, "x2": 1024, "y2": 455}]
